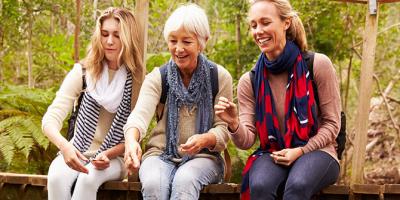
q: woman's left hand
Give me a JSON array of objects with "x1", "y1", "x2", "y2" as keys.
[
  {"x1": 270, "y1": 148, "x2": 303, "y2": 166},
  {"x1": 91, "y1": 153, "x2": 110, "y2": 170},
  {"x1": 180, "y1": 134, "x2": 212, "y2": 155}
]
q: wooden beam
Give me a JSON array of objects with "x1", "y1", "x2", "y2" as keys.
[
  {"x1": 350, "y1": 2, "x2": 379, "y2": 185},
  {"x1": 332, "y1": 0, "x2": 400, "y2": 3},
  {"x1": 134, "y1": 0, "x2": 149, "y2": 68}
]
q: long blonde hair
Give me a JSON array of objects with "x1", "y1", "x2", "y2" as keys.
[
  {"x1": 82, "y1": 7, "x2": 145, "y2": 110},
  {"x1": 249, "y1": 0, "x2": 308, "y2": 51}
]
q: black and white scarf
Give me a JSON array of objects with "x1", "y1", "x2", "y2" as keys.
[{"x1": 73, "y1": 72, "x2": 132, "y2": 157}]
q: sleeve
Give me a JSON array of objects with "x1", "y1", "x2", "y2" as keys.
[
  {"x1": 42, "y1": 63, "x2": 84, "y2": 132},
  {"x1": 229, "y1": 72, "x2": 258, "y2": 150},
  {"x1": 208, "y1": 65, "x2": 233, "y2": 152},
  {"x1": 301, "y1": 53, "x2": 341, "y2": 154},
  {"x1": 123, "y1": 68, "x2": 162, "y2": 141}
]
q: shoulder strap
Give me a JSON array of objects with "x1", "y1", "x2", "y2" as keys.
[
  {"x1": 210, "y1": 63, "x2": 219, "y2": 103},
  {"x1": 159, "y1": 64, "x2": 169, "y2": 104},
  {"x1": 67, "y1": 66, "x2": 87, "y2": 141},
  {"x1": 82, "y1": 68, "x2": 87, "y2": 90},
  {"x1": 302, "y1": 51, "x2": 319, "y2": 106}
]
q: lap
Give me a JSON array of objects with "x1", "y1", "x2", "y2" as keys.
[{"x1": 173, "y1": 157, "x2": 222, "y2": 185}]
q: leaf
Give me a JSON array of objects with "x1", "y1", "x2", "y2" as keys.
[{"x1": 0, "y1": 134, "x2": 15, "y2": 164}]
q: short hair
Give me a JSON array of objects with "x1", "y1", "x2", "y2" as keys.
[{"x1": 163, "y1": 3, "x2": 210, "y2": 51}]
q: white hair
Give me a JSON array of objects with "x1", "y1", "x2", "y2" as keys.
[{"x1": 163, "y1": 3, "x2": 210, "y2": 51}]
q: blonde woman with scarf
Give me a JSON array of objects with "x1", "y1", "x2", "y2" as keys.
[
  {"x1": 215, "y1": 0, "x2": 341, "y2": 199},
  {"x1": 42, "y1": 7, "x2": 144, "y2": 200}
]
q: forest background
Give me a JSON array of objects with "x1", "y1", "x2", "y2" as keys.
[{"x1": 0, "y1": 0, "x2": 399, "y2": 185}]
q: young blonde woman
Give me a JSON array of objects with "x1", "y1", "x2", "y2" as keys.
[
  {"x1": 215, "y1": 0, "x2": 340, "y2": 199},
  {"x1": 42, "y1": 7, "x2": 144, "y2": 200}
]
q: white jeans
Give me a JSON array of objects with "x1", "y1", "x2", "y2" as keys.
[
  {"x1": 47, "y1": 154, "x2": 123, "y2": 200},
  {"x1": 139, "y1": 156, "x2": 222, "y2": 200}
]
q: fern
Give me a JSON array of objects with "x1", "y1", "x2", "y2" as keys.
[{"x1": 0, "y1": 84, "x2": 54, "y2": 166}]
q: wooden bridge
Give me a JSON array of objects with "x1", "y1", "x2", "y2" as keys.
[
  {"x1": 1, "y1": 172, "x2": 400, "y2": 200},
  {"x1": 1, "y1": 0, "x2": 399, "y2": 199}
]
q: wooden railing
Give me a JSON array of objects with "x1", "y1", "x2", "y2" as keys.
[{"x1": 1, "y1": 172, "x2": 400, "y2": 200}]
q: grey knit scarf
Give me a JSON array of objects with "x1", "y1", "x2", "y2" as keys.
[{"x1": 160, "y1": 54, "x2": 214, "y2": 164}]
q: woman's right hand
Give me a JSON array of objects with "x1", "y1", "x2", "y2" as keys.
[
  {"x1": 124, "y1": 139, "x2": 142, "y2": 175},
  {"x1": 215, "y1": 96, "x2": 239, "y2": 132},
  {"x1": 60, "y1": 142, "x2": 89, "y2": 173}
]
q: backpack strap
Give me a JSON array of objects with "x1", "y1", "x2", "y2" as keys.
[
  {"x1": 159, "y1": 64, "x2": 169, "y2": 104},
  {"x1": 210, "y1": 63, "x2": 219, "y2": 104},
  {"x1": 302, "y1": 51, "x2": 319, "y2": 106},
  {"x1": 67, "y1": 66, "x2": 87, "y2": 141}
]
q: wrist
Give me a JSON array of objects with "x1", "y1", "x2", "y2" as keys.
[{"x1": 228, "y1": 118, "x2": 239, "y2": 132}]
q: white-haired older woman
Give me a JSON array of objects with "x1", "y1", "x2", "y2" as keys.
[{"x1": 123, "y1": 3, "x2": 232, "y2": 200}]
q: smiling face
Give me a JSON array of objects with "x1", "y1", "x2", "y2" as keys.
[
  {"x1": 101, "y1": 17, "x2": 122, "y2": 69},
  {"x1": 167, "y1": 26, "x2": 201, "y2": 74},
  {"x1": 249, "y1": 1, "x2": 291, "y2": 60}
]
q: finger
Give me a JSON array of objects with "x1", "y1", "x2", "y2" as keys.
[
  {"x1": 76, "y1": 151, "x2": 89, "y2": 162},
  {"x1": 218, "y1": 96, "x2": 228, "y2": 103},
  {"x1": 214, "y1": 104, "x2": 227, "y2": 110},
  {"x1": 272, "y1": 150, "x2": 284, "y2": 157},
  {"x1": 180, "y1": 141, "x2": 195, "y2": 150},
  {"x1": 130, "y1": 153, "x2": 140, "y2": 169},
  {"x1": 72, "y1": 158, "x2": 88, "y2": 173}
]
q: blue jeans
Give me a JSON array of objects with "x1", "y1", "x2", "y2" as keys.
[
  {"x1": 139, "y1": 156, "x2": 222, "y2": 200},
  {"x1": 249, "y1": 150, "x2": 339, "y2": 200}
]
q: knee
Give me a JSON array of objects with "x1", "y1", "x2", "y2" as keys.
[
  {"x1": 172, "y1": 173, "x2": 199, "y2": 190},
  {"x1": 75, "y1": 173, "x2": 99, "y2": 191},
  {"x1": 284, "y1": 177, "x2": 310, "y2": 196},
  {"x1": 250, "y1": 177, "x2": 277, "y2": 195},
  {"x1": 47, "y1": 173, "x2": 68, "y2": 189},
  {"x1": 171, "y1": 174, "x2": 200, "y2": 199}
]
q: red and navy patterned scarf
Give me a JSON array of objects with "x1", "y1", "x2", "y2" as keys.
[{"x1": 241, "y1": 41, "x2": 319, "y2": 199}]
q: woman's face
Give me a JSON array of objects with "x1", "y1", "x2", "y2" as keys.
[
  {"x1": 248, "y1": 1, "x2": 290, "y2": 60},
  {"x1": 167, "y1": 26, "x2": 201, "y2": 73},
  {"x1": 101, "y1": 18, "x2": 122, "y2": 67}
]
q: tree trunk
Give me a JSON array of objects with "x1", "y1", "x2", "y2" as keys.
[
  {"x1": 0, "y1": 1, "x2": 2, "y2": 83},
  {"x1": 27, "y1": 8, "x2": 34, "y2": 88},
  {"x1": 74, "y1": 0, "x2": 81, "y2": 63},
  {"x1": 235, "y1": 14, "x2": 242, "y2": 80},
  {"x1": 93, "y1": 0, "x2": 98, "y2": 21}
]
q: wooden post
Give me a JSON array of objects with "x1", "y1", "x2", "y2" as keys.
[
  {"x1": 350, "y1": 1, "x2": 379, "y2": 185},
  {"x1": 74, "y1": 0, "x2": 81, "y2": 63},
  {"x1": 135, "y1": 0, "x2": 149, "y2": 68}
]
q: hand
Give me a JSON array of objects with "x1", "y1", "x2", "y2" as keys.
[
  {"x1": 214, "y1": 96, "x2": 239, "y2": 132},
  {"x1": 270, "y1": 148, "x2": 303, "y2": 166},
  {"x1": 180, "y1": 134, "x2": 209, "y2": 155},
  {"x1": 91, "y1": 153, "x2": 110, "y2": 170},
  {"x1": 124, "y1": 139, "x2": 142, "y2": 175},
  {"x1": 60, "y1": 142, "x2": 89, "y2": 173}
]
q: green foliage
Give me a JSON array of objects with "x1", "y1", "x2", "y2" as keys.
[
  {"x1": 0, "y1": 84, "x2": 54, "y2": 170},
  {"x1": 146, "y1": 52, "x2": 171, "y2": 72}
]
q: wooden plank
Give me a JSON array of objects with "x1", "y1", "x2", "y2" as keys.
[
  {"x1": 128, "y1": 182, "x2": 142, "y2": 191},
  {"x1": 321, "y1": 185, "x2": 350, "y2": 195},
  {"x1": 332, "y1": 0, "x2": 400, "y2": 3},
  {"x1": 385, "y1": 184, "x2": 400, "y2": 194},
  {"x1": 353, "y1": 184, "x2": 383, "y2": 194},
  {"x1": 101, "y1": 180, "x2": 129, "y2": 190},
  {"x1": 202, "y1": 183, "x2": 240, "y2": 193},
  {"x1": 134, "y1": 0, "x2": 149, "y2": 68},
  {"x1": 350, "y1": 1, "x2": 380, "y2": 185}
]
